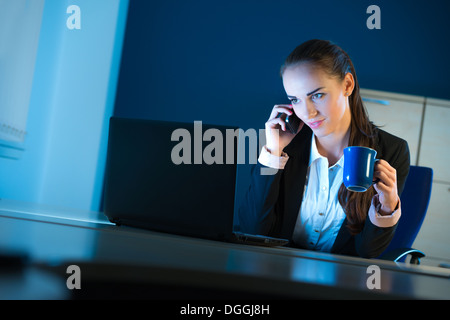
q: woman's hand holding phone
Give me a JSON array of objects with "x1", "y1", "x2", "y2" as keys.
[{"x1": 265, "y1": 104, "x2": 304, "y2": 157}]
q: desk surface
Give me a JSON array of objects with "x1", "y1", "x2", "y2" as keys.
[{"x1": 1, "y1": 199, "x2": 450, "y2": 300}]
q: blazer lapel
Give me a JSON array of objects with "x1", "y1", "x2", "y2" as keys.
[{"x1": 279, "y1": 127, "x2": 312, "y2": 239}]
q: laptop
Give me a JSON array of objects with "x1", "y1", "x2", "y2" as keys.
[{"x1": 103, "y1": 117, "x2": 288, "y2": 247}]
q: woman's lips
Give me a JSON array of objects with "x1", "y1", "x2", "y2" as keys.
[{"x1": 308, "y1": 119, "x2": 324, "y2": 129}]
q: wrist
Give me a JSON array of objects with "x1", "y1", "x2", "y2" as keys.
[
  {"x1": 265, "y1": 145, "x2": 282, "y2": 157},
  {"x1": 259, "y1": 145, "x2": 289, "y2": 170},
  {"x1": 378, "y1": 198, "x2": 400, "y2": 216}
]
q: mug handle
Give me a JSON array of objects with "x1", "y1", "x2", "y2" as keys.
[{"x1": 372, "y1": 158, "x2": 380, "y2": 184}]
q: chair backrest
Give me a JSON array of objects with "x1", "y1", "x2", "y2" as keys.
[{"x1": 384, "y1": 165, "x2": 433, "y2": 252}]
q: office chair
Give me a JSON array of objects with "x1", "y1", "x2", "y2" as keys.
[{"x1": 379, "y1": 165, "x2": 433, "y2": 265}]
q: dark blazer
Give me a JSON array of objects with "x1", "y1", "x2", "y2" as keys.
[{"x1": 238, "y1": 126, "x2": 410, "y2": 258}]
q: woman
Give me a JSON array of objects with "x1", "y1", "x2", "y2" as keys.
[{"x1": 238, "y1": 39, "x2": 410, "y2": 258}]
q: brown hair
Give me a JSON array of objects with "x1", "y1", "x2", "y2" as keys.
[{"x1": 281, "y1": 39, "x2": 378, "y2": 234}]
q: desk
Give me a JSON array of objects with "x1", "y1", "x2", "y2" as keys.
[{"x1": 1, "y1": 200, "x2": 450, "y2": 300}]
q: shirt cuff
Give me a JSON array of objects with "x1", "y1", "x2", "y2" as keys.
[
  {"x1": 258, "y1": 145, "x2": 289, "y2": 169},
  {"x1": 368, "y1": 194, "x2": 401, "y2": 228}
]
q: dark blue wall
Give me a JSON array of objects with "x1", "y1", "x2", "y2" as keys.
[{"x1": 114, "y1": 0, "x2": 450, "y2": 130}]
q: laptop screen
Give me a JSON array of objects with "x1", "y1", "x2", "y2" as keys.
[{"x1": 103, "y1": 117, "x2": 238, "y2": 241}]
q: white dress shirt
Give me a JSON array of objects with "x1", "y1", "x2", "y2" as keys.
[
  {"x1": 291, "y1": 135, "x2": 346, "y2": 252},
  {"x1": 258, "y1": 134, "x2": 401, "y2": 252}
]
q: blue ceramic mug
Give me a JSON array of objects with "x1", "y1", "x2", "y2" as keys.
[{"x1": 343, "y1": 146, "x2": 378, "y2": 192}]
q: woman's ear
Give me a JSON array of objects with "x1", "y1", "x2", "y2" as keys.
[{"x1": 343, "y1": 72, "x2": 355, "y2": 96}]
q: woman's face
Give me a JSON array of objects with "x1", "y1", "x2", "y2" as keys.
[{"x1": 282, "y1": 63, "x2": 353, "y2": 140}]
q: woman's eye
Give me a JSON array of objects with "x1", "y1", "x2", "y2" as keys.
[
  {"x1": 291, "y1": 98, "x2": 299, "y2": 104},
  {"x1": 311, "y1": 93, "x2": 324, "y2": 101}
]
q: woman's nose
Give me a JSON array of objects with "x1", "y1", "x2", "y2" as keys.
[
  {"x1": 305, "y1": 102, "x2": 318, "y2": 119},
  {"x1": 294, "y1": 101, "x2": 318, "y2": 120}
]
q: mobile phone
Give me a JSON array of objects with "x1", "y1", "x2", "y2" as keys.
[
  {"x1": 285, "y1": 113, "x2": 302, "y2": 134},
  {"x1": 276, "y1": 112, "x2": 302, "y2": 134}
]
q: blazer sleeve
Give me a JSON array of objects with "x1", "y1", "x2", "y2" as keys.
[
  {"x1": 355, "y1": 138, "x2": 411, "y2": 258},
  {"x1": 237, "y1": 162, "x2": 283, "y2": 235},
  {"x1": 392, "y1": 139, "x2": 411, "y2": 197}
]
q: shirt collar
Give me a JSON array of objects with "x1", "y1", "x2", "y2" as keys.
[{"x1": 309, "y1": 134, "x2": 345, "y2": 168}]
